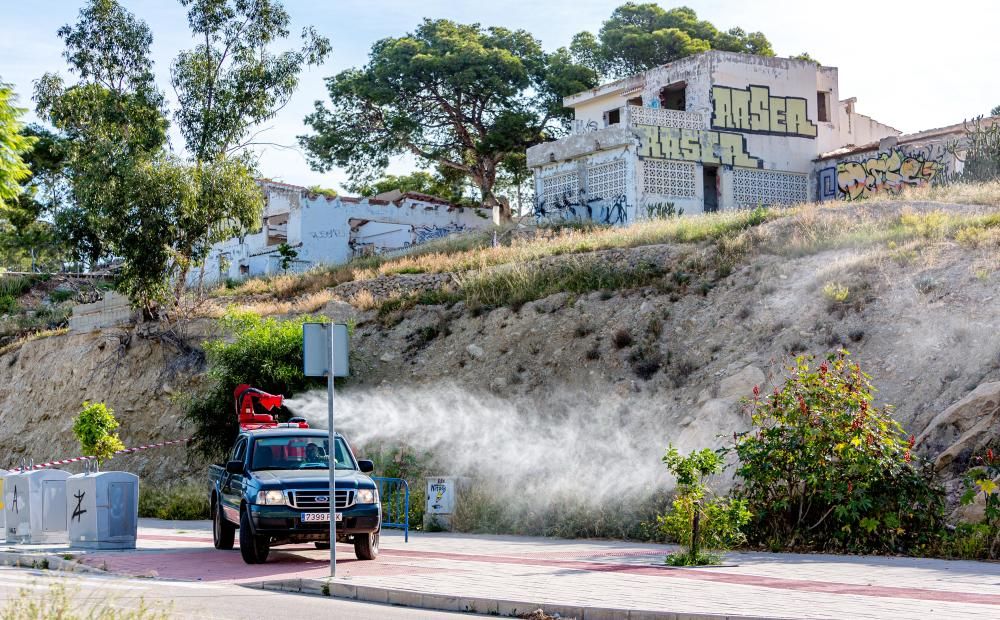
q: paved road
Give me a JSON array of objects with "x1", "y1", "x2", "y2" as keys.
[{"x1": 0, "y1": 565, "x2": 477, "y2": 619}]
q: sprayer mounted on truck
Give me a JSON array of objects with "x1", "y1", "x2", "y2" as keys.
[{"x1": 208, "y1": 385, "x2": 381, "y2": 564}]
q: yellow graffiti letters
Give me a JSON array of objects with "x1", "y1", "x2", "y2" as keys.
[
  {"x1": 712, "y1": 85, "x2": 818, "y2": 138},
  {"x1": 635, "y1": 124, "x2": 761, "y2": 168}
]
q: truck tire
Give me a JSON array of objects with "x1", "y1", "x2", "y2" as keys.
[
  {"x1": 354, "y1": 530, "x2": 379, "y2": 560},
  {"x1": 239, "y1": 508, "x2": 270, "y2": 564},
  {"x1": 314, "y1": 542, "x2": 330, "y2": 550},
  {"x1": 212, "y1": 499, "x2": 235, "y2": 550}
]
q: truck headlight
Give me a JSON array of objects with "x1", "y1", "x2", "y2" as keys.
[
  {"x1": 256, "y1": 490, "x2": 286, "y2": 505},
  {"x1": 356, "y1": 488, "x2": 377, "y2": 504}
]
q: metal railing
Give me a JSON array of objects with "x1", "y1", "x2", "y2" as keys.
[{"x1": 372, "y1": 476, "x2": 410, "y2": 542}]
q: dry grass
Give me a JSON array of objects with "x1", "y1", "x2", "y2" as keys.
[
  {"x1": 869, "y1": 181, "x2": 1000, "y2": 207},
  {"x1": 356, "y1": 208, "x2": 773, "y2": 281},
  {"x1": 198, "y1": 290, "x2": 335, "y2": 318},
  {"x1": 0, "y1": 327, "x2": 69, "y2": 358},
  {"x1": 202, "y1": 183, "x2": 1000, "y2": 317},
  {"x1": 208, "y1": 209, "x2": 774, "y2": 305}
]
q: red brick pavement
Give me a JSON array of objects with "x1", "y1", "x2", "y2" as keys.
[{"x1": 76, "y1": 532, "x2": 1000, "y2": 607}]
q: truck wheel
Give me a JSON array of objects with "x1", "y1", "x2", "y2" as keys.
[
  {"x1": 354, "y1": 530, "x2": 379, "y2": 560},
  {"x1": 239, "y1": 509, "x2": 270, "y2": 564},
  {"x1": 314, "y1": 542, "x2": 330, "y2": 550},
  {"x1": 212, "y1": 500, "x2": 235, "y2": 550}
]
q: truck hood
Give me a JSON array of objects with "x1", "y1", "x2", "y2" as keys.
[{"x1": 251, "y1": 469, "x2": 375, "y2": 489}]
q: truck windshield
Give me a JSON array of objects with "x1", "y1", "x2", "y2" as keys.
[{"x1": 250, "y1": 436, "x2": 356, "y2": 471}]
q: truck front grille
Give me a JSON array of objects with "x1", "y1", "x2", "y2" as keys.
[{"x1": 287, "y1": 489, "x2": 355, "y2": 510}]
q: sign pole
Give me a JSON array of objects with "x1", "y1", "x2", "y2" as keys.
[{"x1": 327, "y1": 324, "x2": 336, "y2": 578}]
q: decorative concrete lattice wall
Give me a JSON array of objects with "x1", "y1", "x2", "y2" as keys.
[
  {"x1": 732, "y1": 168, "x2": 809, "y2": 207},
  {"x1": 586, "y1": 159, "x2": 627, "y2": 200},
  {"x1": 642, "y1": 160, "x2": 697, "y2": 198},
  {"x1": 540, "y1": 171, "x2": 579, "y2": 203},
  {"x1": 627, "y1": 106, "x2": 704, "y2": 130}
]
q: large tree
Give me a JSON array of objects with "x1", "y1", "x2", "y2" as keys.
[
  {"x1": 299, "y1": 19, "x2": 596, "y2": 220},
  {"x1": 167, "y1": 0, "x2": 330, "y2": 295},
  {"x1": 33, "y1": 0, "x2": 327, "y2": 309},
  {"x1": 571, "y1": 3, "x2": 776, "y2": 80},
  {"x1": 171, "y1": 0, "x2": 330, "y2": 161},
  {"x1": 0, "y1": 83, "x2": 36, "y2": 211}
]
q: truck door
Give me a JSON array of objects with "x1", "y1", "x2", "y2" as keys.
[{"x1": 222, "y1": 437, "x2": 248, "y2": 521}]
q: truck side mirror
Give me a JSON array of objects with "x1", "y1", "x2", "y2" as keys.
[
  {"x1": 226, "y1": 460, "x2": 245, "y2": 475},
  {"x1": 357, "y1": 459, "x2": 374, "y2": 473}
]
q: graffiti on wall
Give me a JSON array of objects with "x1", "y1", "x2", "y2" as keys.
[
  {"x1": 712, "y1": 85, "x2": 817, "y2": 138},
  {"x1": 534, "y1": 190, "x2": 629, "y2": 226},
  {"x1": 645, "y1": 202, "x2": 684, "y2": 219},
  {"x1": 818, "y1": 167, "x2": 837, "y2": 201},
  {"x1": 636, "y1": 124, "x2": 762, "y2": 168},
  {"x1": 835, "y1": 148, "x2": 944, "y2": 200},
  {"x1": 412, "y1": 223, "x2": 468, "y2": 244}
]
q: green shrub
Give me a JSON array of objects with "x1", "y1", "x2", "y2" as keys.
[
  {"x1": 0, "y1": 275, "x2": 34, "y2": 298},
  {"x1": 49, "y1": 289, "x2": 75, "y2": 303},
  {"x1": 72, "y1": 401, "x2": 125, "y2": 467},
  {"x1": 138, "y1": 482, "x2": 210, "y2": 520},
  {"x1": 185, "y1": 309, "x2": 327, "y2": 459},
  {"x1": 658, "y1": 446, "x2": 750, "y2": 565},
  {"x1": 732, "y1": 351, "x2": 946, "y2": 554},
  {"x1": 0, "y1": 294, "x2": 15, "y2": 314},
  {"x1": 951, "y1": 448, "x2": 1000, "y2": 559}
]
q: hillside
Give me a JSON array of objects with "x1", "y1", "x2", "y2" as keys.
[{"x1": 2, "y1": 187, "x2": 1000, "y2": 527}]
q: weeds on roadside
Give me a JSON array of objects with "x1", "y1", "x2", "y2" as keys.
[
  {"x1": 0, "y1": 582, "x2": 169, "y2": 619},
  {"x1": 138, "y1": 482, "x2": 210, "y2": 520}
]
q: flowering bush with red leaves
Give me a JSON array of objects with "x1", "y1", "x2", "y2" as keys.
[{"x1": 731, "y1": 350, "x2": 945, "y2": 554}]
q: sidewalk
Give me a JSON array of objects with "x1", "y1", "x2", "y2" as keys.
[{"x1": 7, "y1": 520, "x2": 1000, "y2": 619}]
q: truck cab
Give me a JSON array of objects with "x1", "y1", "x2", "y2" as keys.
[{"x1": 209, "y1": 428, "x2": 381, "y2": 564}]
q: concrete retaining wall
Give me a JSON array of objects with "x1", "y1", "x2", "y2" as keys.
[{"x1": 69, "y1": 292, "x2": 133, "y2": 333}]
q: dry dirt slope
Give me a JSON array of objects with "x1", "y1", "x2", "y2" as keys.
[{"x1": 1, "y1": 201, "x2": 999, "y2": 490}]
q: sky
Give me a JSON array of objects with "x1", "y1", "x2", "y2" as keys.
[{"x1": 2, "y1": 0, "x2": 999, "y2": 193}]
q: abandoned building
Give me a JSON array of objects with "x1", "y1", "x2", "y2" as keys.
[
  {"x1": 526, "y1": 50, "x2": 983, "y2": 223},
  {"x1": 190, "y1": 180, "x2": 492, "y2": 285}
]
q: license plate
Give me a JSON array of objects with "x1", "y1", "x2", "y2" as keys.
[{"x1": 302, "y1": 512, "x2": 342, "y2": 522}]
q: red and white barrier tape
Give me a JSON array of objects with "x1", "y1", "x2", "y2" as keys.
[{"x1": 27, "y1": 437, "x2": 190, "y2": 470}]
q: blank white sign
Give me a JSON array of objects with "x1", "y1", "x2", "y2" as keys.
[{"x1": 302, "y1": 323, "x2": 349, "y2": 377}]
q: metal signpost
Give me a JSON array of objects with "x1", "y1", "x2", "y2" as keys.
[{"x1": 303, "y1": 323, "x2": 349, "y2": 578}]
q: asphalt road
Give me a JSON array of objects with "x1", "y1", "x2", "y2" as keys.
[{"x1": 0, "y1": 566, "x2": 479, "y2": 619}]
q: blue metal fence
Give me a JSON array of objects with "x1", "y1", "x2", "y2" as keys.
[{"x1": 372, "y1": 476, "x2": 410, "y2": 542}]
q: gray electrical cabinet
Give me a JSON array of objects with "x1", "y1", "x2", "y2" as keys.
[
  {"x1": 67, "y1": 471, "x2": 138, "y2": 550},
  {"x1": 4, "y1": 471, "x2": 28, "y2": 543},
  {"x1": 4, "y1": 469, "x2": 70, "y2": 544},
  {"x1": 0, "y1": 469, "x2": 9, "y2": 537}
]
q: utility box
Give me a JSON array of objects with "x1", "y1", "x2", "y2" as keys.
[
  {"x1": 0, "y1": 469, "x2": 8, "y2": 536},
  {"x1": 4, "y1": 469, "x2": 70, "y2": 544},
  {"x1": 67, "y1": 471, "x2": 138, "y2": 550},
  {"x1": 424, "y1": 476, "x2": 463, "y2": 530},
  {"x1": 4, "y1": 471, "x2": 28, "y2": 543}
]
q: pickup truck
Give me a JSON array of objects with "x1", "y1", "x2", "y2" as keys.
[{"x1": 208, "y1": 428, "x2": 381, "y2": 564}]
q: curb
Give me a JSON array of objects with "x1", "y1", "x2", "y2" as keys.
[
  {"x1": 252, "y1": 577, "x2": 790, "y2": 620},
  {"x1": 0, "y1": 550, "x2": 106, "y2": 575}
]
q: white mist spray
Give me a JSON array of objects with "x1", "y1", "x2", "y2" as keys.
[{"x1": 285, "y1": 384, "x2": 720, "y2": 504}]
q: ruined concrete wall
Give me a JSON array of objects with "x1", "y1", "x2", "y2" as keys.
[
  {"x1": 192, "y1": 191, "x2": 492, "y2": 286},
  {"x1": 815, "y1": 134, "x2": 964, "y2": 202}
]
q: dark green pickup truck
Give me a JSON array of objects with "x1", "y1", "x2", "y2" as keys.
[{"x1": 208, "y1": 428, "x2": 381, "y2": 564}]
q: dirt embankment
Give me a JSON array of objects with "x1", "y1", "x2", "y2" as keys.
[
  {"x1": 2, "y1": 204, "x2": 1000, "y2": 490},
  {"x1": 0, "y1": 322, "x2": 211, "y2": 480}
]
